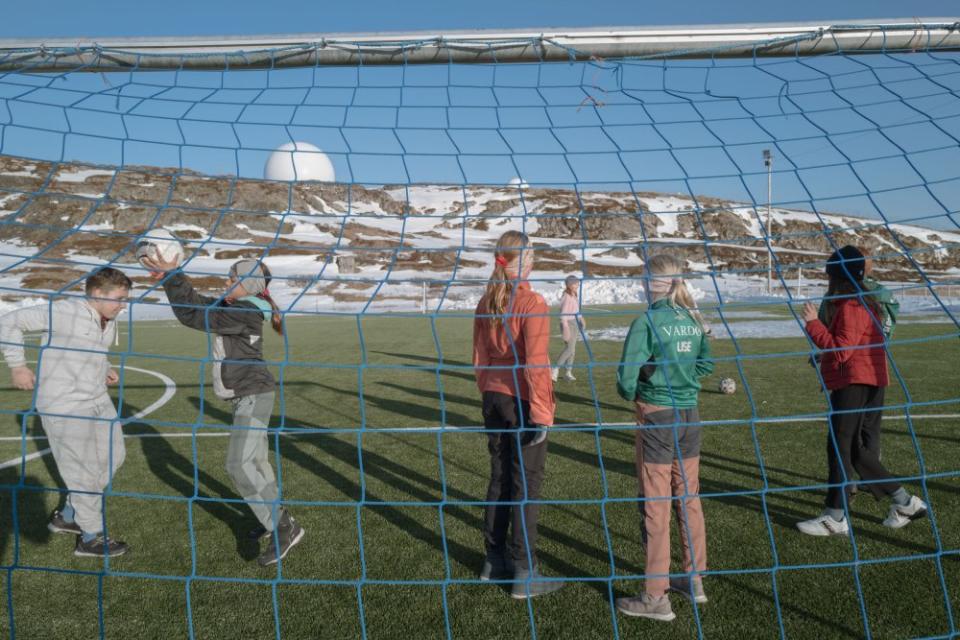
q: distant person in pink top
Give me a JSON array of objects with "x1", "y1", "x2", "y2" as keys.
[{"x1": 552, "y1": 275, "x2": 585, "y2": 382}]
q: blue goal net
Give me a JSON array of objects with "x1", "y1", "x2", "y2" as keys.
[{"x1": 0, "y1": 23, "x2": 958, "y2": 640}]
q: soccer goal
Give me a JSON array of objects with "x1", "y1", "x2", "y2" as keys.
[{"x1": 0, "y1": 19, "x2": 958, "y2": 640}]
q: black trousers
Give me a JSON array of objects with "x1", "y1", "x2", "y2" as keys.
[
  {"x1": 825, "y1": 385, "x2": 900, "y2": 509},
  {"x1": 481, "y1": 391, "x2": 547, "y2": 570},
  {"x1": 859, "y1": 386, "x2": 883, "y2": 459}
]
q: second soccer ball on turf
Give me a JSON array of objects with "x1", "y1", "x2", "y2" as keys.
[
  {"x1": 136, "y1": 229, "x2": 185, "y2": 267},
  {"x1": 719, "y1": 377, "x2": 737, "y2": 395}
]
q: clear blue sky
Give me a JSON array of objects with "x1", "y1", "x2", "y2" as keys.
[
  {"x1": 1, "y1": 2, "x2": 958, "y2": 230},
  {"x1": 0, "y1": 0, "x2": 957, "y2": 39}
]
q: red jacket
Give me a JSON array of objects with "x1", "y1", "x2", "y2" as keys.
[
  {"x1": 805, "y1": 299, "x2": 889, "y2": 391},
  {"x1": 473, "y1": 281, "x2": 556, "y2": 425}
]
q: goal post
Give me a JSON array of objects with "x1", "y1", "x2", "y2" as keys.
[{"x1": 0, "y1": 18, "x2": 959, "y2": 71}]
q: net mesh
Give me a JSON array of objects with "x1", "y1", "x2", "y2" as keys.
[{"x1": 0, "y1": 30, "x2": 958, "y2": 640}]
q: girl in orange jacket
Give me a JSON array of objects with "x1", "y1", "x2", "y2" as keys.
[{"x1": 472, "y1": 230, "x2": 563, "y2": 599}]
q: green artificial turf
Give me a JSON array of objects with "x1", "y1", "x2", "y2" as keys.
[{"x1": 0, "y1": 307, "x2": 956, "y2": 639}]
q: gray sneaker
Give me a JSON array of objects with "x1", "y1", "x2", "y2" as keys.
[
  {"x1": 48, "y1": 509, "x2": 82, "y2": 535},
  {"x1": 257, "y1": 510, "x2": 305, "y2": 567},
  {"x1": 669, "y1": 576, "x2": 707, "y2": 604},
  {"x1": 615, "y1": 593, "x2": 676, "y2": 621},
  {"x1": 74, "y1": 534, "x2": 128, "y2": 558},
  {"x1": 510, "y1": 566, "x2": 564, "y2": 599},
  {"x1": 247, "y1": 524, "x2": 269, "y2": 541},
  {"x1": 479, "y1": 551, "x2": 514, "y2": 581}
]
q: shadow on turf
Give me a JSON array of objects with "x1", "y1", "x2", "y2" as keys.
[
  {"x1": 120, "y1": 400, "x2": 261, "y2": 561},
  {"x1": 183, "y1": 395, "x2": 640, "y2": 598},
  {"x1": 271, "y1": 375, "x2": 478, "y2": 428},
  {"x1": 0, "y1": 413, "x2": 60, "y2": 562},
  {"x1": 569, "y1": 426, "x2": 940, "y2": 555},
  {"x1": 370, "y1": 350, "x2": 628, "y2": 413},
  {"x1": 0, "y1": 470, "x2": 54, "y2": 564},
  {"x1": 710, "y1": 573, "x2": 865, "y2": 639},
  {"x1": 284, "y1": 427, "x2": 638, "y2": 599}
]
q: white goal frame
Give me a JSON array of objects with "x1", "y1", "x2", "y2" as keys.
[{"x1": 0, "y1": 18, "x2": 958, "y2": 71}]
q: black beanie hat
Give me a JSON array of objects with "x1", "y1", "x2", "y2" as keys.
[{"x1": 825, "y1": 245, "x2": 865, "y2": 283}]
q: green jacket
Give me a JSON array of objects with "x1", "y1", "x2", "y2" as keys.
[
  {"x1": 617, "y1": 299, "x2": 715, "y2": 407},
  {"x1": 817, "y1": 277, "x2": 899, "y2": 337}
]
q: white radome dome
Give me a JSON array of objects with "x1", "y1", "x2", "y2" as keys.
[
  {"x1": 264, "y1": 141, "x2": 335, "y2": 182},
  {"x1": 509, "y1": 176, "x2": 529, "y2": 190}
]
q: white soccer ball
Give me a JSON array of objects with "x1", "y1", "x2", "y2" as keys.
[
  {"x1": 136, "y1": 228, "x2": 184, "y2": 267},
  {"x1": 264, "y1": 141, "x2": 336, "y2": 182},
  {"x1": 719, "y1": 377, "x2": 737, "y2": 395}
]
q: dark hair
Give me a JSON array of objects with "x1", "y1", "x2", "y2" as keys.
[
  {"x1": 823, "y1": 277, "x2": 882, "y2": 328},
  {"x1": 85, "y1": 267, "x2": 132, "y2": 294},
  {"x1": 825, "y1": 245, "x2": 865, "y2": 284},
  {"x1": 258, "y1": 263, "x2": 284, "y2": 336}
]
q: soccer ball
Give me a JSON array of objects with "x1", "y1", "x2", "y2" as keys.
[
  {"x1": 136, "y1": 228, "x2": 184, "y2": 267},
  {"x1": 719, "y1": 377, "x2": 737, "y2": 395}
]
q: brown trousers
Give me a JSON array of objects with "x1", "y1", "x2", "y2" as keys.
[{"x1": 634, "y1": 402, "x2": 708, "y2": 597}]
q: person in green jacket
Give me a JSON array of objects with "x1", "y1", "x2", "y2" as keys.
[
  {"x1": 813, "y1": 247, "x2": 899, "y2": 488},
  {"x1": 614, "y1": 254, "x2": 715, "y2": 623}
]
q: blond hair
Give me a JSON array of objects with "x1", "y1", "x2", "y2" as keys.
[
  {"x1": 645, "y1": 254, "x2": 705, "y2": 328},
  {"x1": 483, "y1": 231, "x2": 531, "y2": 327}
]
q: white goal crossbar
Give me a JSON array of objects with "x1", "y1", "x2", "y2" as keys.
[{"x1": 0, "y1": 18, "x2": 958, "y2": 71}]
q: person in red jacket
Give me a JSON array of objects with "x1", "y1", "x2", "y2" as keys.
[
  {"x1": 473, "y1": 230, "x2": 564, "y2": 599},
  {"x1": 797, "y1": 245, "x2": 928, "y2": 536}
]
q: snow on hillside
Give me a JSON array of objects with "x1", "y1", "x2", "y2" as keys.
[{"x1": 2, "y1": 155, "x2": 959, "y2": 329}]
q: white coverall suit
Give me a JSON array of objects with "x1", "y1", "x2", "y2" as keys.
[{"x1": 0, "y1": 299, "x2": 125, "y2": 535}]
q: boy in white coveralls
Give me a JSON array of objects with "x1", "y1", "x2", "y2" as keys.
[{"x1": 0, "y1": 267, "x2": 132, "y2": 558}]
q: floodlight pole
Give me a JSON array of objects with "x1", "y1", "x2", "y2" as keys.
[{"x1": 764, "y1": 149, "x2": 773, "y2": 294}]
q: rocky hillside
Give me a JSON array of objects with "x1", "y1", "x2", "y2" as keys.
[{"x1": 1, "y1": 154, "x2": 958, "y2": 308}]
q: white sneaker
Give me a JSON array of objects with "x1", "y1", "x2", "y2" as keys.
[
  {"x1": 882, "y1": 495, "x2": 927, "y2": 529},
  {"x1": 564, "y1": 371, "x2": 576, "y2": 381},
  {"x1": 615, "y1": 593, "x2": 675, "y2": 621},
  {"x1": 796, "y1": 513, "x2": 849, "y2": 537},
  {"x1": 550, "y1": 367, "x2": 558, "y2": 382}
]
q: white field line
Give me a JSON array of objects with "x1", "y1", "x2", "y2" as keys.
[
  {"x1": 0, "y1": 413, "x2": 955, "y2": 446},
  {"x1": 376, "y1": 412, "x2": 960, "y2": 432},
  {"x1": 0, "y1": 365, "x2": 176, "y2": 471},
  {"x1": 0, "y1": 431, "x2": 237, "y2": 443},
  {"x1": 587, "y1": 413, "x2": 960, "y2": 428}
]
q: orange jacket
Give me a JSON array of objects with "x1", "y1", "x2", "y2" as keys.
[{"x1": 473, "y1": 281, "x2": 556, "y2": 425}]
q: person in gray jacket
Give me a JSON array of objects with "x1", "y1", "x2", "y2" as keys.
[
  {"x1": 0, "y1": 267, "x2": 132, "y2": 558},
  {"x1": 142, "y1": 254, "x2": 304, "y2": 567}
]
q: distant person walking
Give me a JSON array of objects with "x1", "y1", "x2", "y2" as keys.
[{"x1": 552, "y1": 275, "x2": 585, "y2": 382}]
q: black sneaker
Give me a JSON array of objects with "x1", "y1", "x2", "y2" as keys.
[
  {"x1": 479, "y1": 550, "x2": 514, "y2": 581},
  {"x1": 257, "y1": 510, "x2": 305, "y2": 567},
  {"x1": 48, "y1": 509, "x2": 82, "y2": 535},
  {"x1": 74, "y1": 534, "x2": 129, "y2": 558}
]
